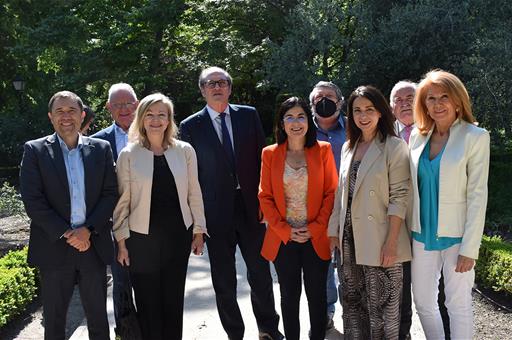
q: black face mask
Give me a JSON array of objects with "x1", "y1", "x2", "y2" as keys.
[{"x1": 315, "y1": 97, "x2": 338, "y2": 118}]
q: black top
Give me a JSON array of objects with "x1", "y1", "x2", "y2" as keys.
[{"x1": 126, "y1": 155, "x2": 187, "y2": 273}]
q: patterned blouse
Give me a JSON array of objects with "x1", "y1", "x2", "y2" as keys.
[{"x1": 283, "y1": 162, "x2": 308, "y2": 228}]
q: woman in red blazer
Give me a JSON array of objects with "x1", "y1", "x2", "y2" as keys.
[{"x1": 259, "y1": 97, "x2": 338, "y2": 340}]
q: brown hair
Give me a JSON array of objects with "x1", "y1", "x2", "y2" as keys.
[
  {"x1": 415, "y1": 69, "x2": 475, "y2": 135},
  {"x1": 346, "y1": 85, "x2": 397, "y2": 149},
  {"x1": 128, "y1": 93, "x2": 177, "y2": 149},
  {"x1": 48, "y1": 91, "x2": 84, "y2": 112}
]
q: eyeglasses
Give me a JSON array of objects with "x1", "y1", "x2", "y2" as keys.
[
  {"x1": 144, "y1": 113, "x2": 168, "y2": 121},
  {"x1": 283, "y1": 116, "x2": 307, "y2": 123},
  {"x1": 203, "y1": 79, "x2": 230, "y2": 89},
  {"x1": 111, "y1": 102, "x2": 137, "y2": 110}
]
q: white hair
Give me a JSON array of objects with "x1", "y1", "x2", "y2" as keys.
[
  {"x1": 389, "y1": 80, "x2": 417, "y2": 107},
  {"x1": 108, "y1": 83, "x2": 137, "y2": 102}
]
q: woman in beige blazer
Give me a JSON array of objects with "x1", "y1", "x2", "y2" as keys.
[
  {"x1": 408, "y1": 70, "x2": 490, "y2": 340},
  {"x1": 328, "y1": 85, "x2": 411, "y2": 339},
  {"x1": 113, "y1": 93, "x2": 206, "y2": 340}
]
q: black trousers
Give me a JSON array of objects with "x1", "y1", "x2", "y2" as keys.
[
  {"x1": 129, "y1": 226, "x2": 192, "y2": 340},
  {"x1": 399, "y1": 262, "x2": 451, "y2": 340},
  {"x1": 39, "y1": 248, "x2": 109, "y2": 340},
  {"x1": 206, "y1": 191, "x2": 280, "y2": 340},
  {"x1": 399, "y1": 261, "x2": 413, "y2": 340},
  {"x1": 273, "y1": 241, "x2": 330, "y2": 340}
]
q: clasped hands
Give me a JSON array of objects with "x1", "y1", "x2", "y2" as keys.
[
  {"x1": 64, "y1": 227, "x2": 91, "y2": 252},
  {"x1": 290, "y1": 227, "x2": 311, "y2": 243}
]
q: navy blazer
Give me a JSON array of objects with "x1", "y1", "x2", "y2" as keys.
[
  {"x1": 91, "y1": 123, "x2": 118, "y2": 160},
  {"x1": 19, "y1": 133, "x2": 118, "y2": 267},
  {"x1": 179, "y1": 105, "x2": 266, "y2": 233}
]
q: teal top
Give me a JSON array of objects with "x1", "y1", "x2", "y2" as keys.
[{"x1": 412, "y1": 140, "x2": 462, "y2": 250}]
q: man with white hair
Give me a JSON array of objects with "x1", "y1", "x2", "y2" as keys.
[
  {"x1": 92, "y1": 83, "x2": 138, "y2": 335},
  {"x1": 390, "y1": 81, "x2": 416, "y2": 144}
]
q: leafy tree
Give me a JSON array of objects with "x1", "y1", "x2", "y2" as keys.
[{"x1": 265, "y1": 0, "x2": 358, "y2": 96}]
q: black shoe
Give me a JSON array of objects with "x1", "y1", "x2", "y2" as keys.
[
  {"x1": 309, "y1": 317, "x2": 335, "y2": 337},
  {"x1": 259, "y1": 330, "x2": 285, "y2": 340},
  {"x1": 326, "y1": 317, "x2": 334, "y2": 331}
]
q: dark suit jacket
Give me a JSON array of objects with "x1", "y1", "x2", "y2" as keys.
[
  {"x1": 91, "y1": 123, "x2": 118, "y2": 160},
  {"x1": 179, "y1": 105, "x2": 265, "y2": 233},
  {"x1": 19, "y1": 133, "x2": 118, "y2": 268}
]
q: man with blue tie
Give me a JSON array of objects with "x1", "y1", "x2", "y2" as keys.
[
  {"x1": 91, "y1": 83, "x2": 138, "y2": 335},
  {"x1": 180, "y1": 67, "x2": 282, "y2": 340},
  {"x1": 20, "y1": 91, "x2": 117, "y2": 340}
]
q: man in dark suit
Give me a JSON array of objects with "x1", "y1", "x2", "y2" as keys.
[
  {"x1": 91, "y1": 83, "x2": 138, "y2": 333},
  {"x1": 179, "y1": 67, "x2": 282, "y2": 340},
  {"x1": 20, "y1": 91, "x2": 117, "y2": 340}
]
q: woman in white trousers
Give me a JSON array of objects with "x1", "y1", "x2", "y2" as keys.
[{"x1": 408, "y1": 70, "x2": 490, "y2": 340}]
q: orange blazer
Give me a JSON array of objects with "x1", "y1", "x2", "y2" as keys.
[{"x1": 259, "y1": 141, "x2": 338, "y2": 261}]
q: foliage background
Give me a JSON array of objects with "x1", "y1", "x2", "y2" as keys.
[{"x1": 1, "y1": 0, "x2": 511, "y2": 230}]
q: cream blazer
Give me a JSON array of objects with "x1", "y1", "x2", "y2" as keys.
[
  {"x1": 113, "y1": 140, "x2": 206, "y2": 241},
  {"x1": 328, "y1": 135, "x2": 412, "y2": 267},
  {"x1": 408, "y1": 119, "x2": 490, "y2": 259}
]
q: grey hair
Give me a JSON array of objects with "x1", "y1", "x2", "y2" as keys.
[
  {"x1": 389, "y1": 80, "x2": 417, "y2": 107},
  {"x1": 108, "y1": 83, "x2": 137, "y2": 102},
  {"x1": 308, "y1": 81, "x2": 344, "y2": 106},
  {"x1": 198, "y1": 67, "x2": 232, "y2": 89}
]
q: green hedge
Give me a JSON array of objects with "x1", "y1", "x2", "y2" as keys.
[
  {"x1": 476, "y1": 235, "x2": 512, "y2": 295},
  {"x1": 0, "y1": 247, "x2": 37, "y2": 328}
]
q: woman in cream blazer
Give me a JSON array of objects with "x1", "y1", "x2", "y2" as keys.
[
  {"x1": 408, "y1": 70, "x2": 489, "y2": 340},
  {"x1": 259, "y1": 97, "x2": 337, "y2": 340},
  {"x1": 113, "y1": 93, "x2": 206, "y2": 340},
  {"x1": 327, "y1": 86, "x2": 411, "y2": 339}
]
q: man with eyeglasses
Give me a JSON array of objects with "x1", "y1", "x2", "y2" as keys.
[
  {"x1": 309, "y1": 81, "x2": 346, "y2": 333},
  {"x1": 180, "y1": 67, "x2": 283, "y2": 340},
  {"x1": 92, "y1": 83, "x2": 138, "y2": 336}
]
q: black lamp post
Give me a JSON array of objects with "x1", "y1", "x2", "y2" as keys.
[{"x1": 12, "y1": 75, "x2": 26, "y2": 112}]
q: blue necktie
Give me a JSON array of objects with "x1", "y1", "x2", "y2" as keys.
[{"x1": 219, "y1": 112, "x2": 236, "y2": 173}]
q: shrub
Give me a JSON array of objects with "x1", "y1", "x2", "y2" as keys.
[
  {"x1": 0, "y1": 247, "x2": 37, "y2": 328},
  {"x1": 486, "y1": 158, "x2": 512, "y2": 233},
  {"x1": 475, "y1": 235, "x2": 512, "y2": 295},
  {"x1": 0, "y1": 182, "x2": 26, "y2": 219}
]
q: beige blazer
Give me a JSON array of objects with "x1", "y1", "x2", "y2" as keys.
[
  {"x1": 408, "y1": 119, "x2": 490, "y2": 259},
  {"x1": 328, "y1": 135, "x2": 412, "y2": 267},
  {"x1": 113, "y1": 140, "x2": 206, "y2": 241}
]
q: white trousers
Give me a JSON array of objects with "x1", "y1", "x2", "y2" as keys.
[{"x1": 411, "y1": 240, "x2": 474, "y2": 340}]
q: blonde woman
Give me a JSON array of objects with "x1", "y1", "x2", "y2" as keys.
[
  {"x1": 113, "y1": 93, "x2": 206, "y2": 340},
  {"x1": 409, "y1": 70, "x2": 490, "y2": 339}
]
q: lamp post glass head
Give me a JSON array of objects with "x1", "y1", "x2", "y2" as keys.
[{"x1": 13, "y1": 76, "x2": 25, "y2": 91}]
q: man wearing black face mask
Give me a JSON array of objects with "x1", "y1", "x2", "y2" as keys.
[{"x1": 309, "y1": 81, "x2": 346, "y2": 332}]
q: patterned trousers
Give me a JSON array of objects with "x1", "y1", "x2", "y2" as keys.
[{"x1": 341, "y1": 218, "x2": 403, "y2": 339}]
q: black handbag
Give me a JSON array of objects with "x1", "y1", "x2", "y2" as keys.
[{"x1": 116, "y1": 281, "x2": 142, "y2": 340}]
